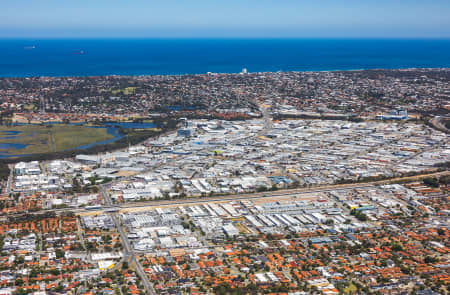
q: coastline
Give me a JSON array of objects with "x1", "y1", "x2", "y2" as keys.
[
  {"x1": 1, "y1": 67, "x2": 450, "y2": 79},
  {"x1": 1, "y1": 38, "x2": 450, "y2": 78}
]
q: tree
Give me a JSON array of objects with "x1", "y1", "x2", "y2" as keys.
[
  {"x1": 439, "y1": 174, "x2": 450, "y2": 185},
  {"x1": 350, "y1": 209, "x2": 367, "y2": 222},
  {"x1": 16, "y1": 256, "x2": 25, "y2": 264},
  {"x1": 256, "y1": 186, "x2": 268, "y2": 192},
  {"x1": 391, "y1": 243, "x2": 403, "y2": 252},
  {"x1": 424, "y1": 256, "x2": 438, "y2": 264},
  {"x1": 55, "y1": 249, "x2": 65, "y2": 259},
  {"x1": 423, "y1": 177, "x2": 439, "y2": 188}
]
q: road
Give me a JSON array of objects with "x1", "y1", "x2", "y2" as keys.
[
  {"x1": 111, "y1": 210, "x2": 155, "y2": 294},
  {"x1": 119, "y1": 182, "x2": 375, "y2": 209},
  {"x1": 258, "y1": 103, "x2": 273, "y2": 136},
  {"x1": 5, "y1": 164, "x2": 13, "y2": 194},
  {"x1": 430, "y1": 116, "x2": 449, "y2": 131},
  {"x1": 76, "y1": 218, "x2": 87, "y2": 251},
  {"x1": 80, "y1": 170, "x2": 449, "y2": 215},
  {"x1": 101, "y1": 185, "x2": 155, "y2": 295},
  {"x1": 7, "y1": 170, "x2": 445, "y2": 218},
  {"x1": 100, "y1": 185, "x2": 113, "y2": 206}
]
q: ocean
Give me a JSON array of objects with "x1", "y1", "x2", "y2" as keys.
[{"x1": 0, "y1": 38, "x2": 450, "y2": 77}]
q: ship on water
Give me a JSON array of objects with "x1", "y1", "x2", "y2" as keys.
[{"x1": 72, "y1": 50, "x2": 84, "y2": 55}]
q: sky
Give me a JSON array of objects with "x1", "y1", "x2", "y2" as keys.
[{"x1": 2, "y1": 0, "x2": 450, "y2": 38}]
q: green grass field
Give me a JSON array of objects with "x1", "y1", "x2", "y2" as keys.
[
  {"x1": 0, "y1": 125, "x2": 114, "y2": 156},
  {"x1": 110, "y1": 87, "x2": 136, "y2": 95},
  {"x1": 343, "y1": 283, "x2": 357, "y2": 294}
]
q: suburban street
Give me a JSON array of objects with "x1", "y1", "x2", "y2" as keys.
[{"x1": 101, "y1": 184, "x2": 155, "y2": 294}]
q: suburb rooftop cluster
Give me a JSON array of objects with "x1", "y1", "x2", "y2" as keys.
[{"x1": 0, "y1": 68, "x2": 448, "y2": 295}]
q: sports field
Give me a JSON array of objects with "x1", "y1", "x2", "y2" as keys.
[{"x1": 0, "y1": 124, "x2": 114, "y2": 156}]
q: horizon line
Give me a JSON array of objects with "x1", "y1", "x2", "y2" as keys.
[{"x1": 2, "y1": 36, "x2": 450, "y2": 40}]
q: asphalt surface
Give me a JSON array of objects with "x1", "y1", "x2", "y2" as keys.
[
  {"x1": 101, "y1": 184, "x2": 155, "y2": 294},
  {"x1": 430, "y1": 116, "x2": 450, "y2": 133},
  {"x1": 13, "y1": 170, "x2": 446, "y2": 217}
]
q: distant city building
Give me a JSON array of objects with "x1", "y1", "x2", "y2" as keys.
[
  {"x1": 75, "y1": 154, "x2": 100, "y2": 165},
  {"x1": 376, "y1": 109, "x2": 408, "y2": 120},
  {"x1": 14, "y1": 161, "x2": 41, "y2": 175},
  {"x1": 180, "y1": 117, "x2": 189, "y2": 128},
  {"x1": 177, "y1": 128, "x2": 192, "y2": 137}
]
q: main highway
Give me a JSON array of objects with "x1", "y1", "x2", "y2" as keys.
[
  {"x1": 79, "y1": 170, "x2": 450, "y2": 215},
  {"x1": 430, "y1": 115, "x2": 450, "y2": 133},
  {"x1": 14, "y1": 170, "x2": 446, "y2": 217}
]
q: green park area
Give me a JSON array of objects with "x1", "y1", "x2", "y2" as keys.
[
  {"x1": 0, "y1": 124, "x2": 114, "y2": 156},
  {"x1": 110, "y1": 87, "x2": 136, "y2": 95}
]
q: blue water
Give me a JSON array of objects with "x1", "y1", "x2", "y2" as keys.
[
  {"x1": 0, "y1": 39, "x2": 450, "y2": 77},
  {"x1": 0, "y1": 122, "x2": 156, "y2": 158},
  {"x1": 0, "y1": 143, "x2": 29, "y2": 150},
  {"x1": 74, "y1": 125, "x2": 124, "y2": 150},
  {"x1": 0, "y1": 131, "x2": 21, "y2": 136},
  {"x1": 167, "y1": 106, "x2": 197, "y2": 111},
  {"x1": 0, "y1": 130, "x2": 23, "y2": 140},
  {"x1": 106, "y1": 122, "x2": 156, "y2": 129},
  {"x1": 73, "y1": 121, "x2": 158, "y2": 150}
]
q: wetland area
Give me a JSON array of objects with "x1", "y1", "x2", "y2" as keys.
[{"x1": 0, "y1": 122, "x2": 157, "y2": 158}]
